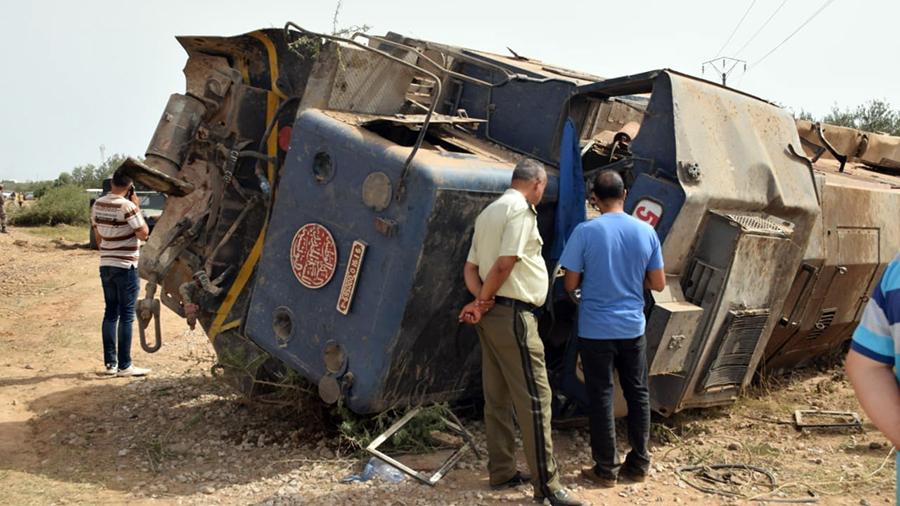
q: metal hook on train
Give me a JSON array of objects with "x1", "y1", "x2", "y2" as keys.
[
  {"x1": 814, "y1": 122, "x2": 848, "y2": 173},
  {"x1": 138, "y1": 281, "x2": 163, "y2": 353},
  {"x1": 787, "y1": 143, "x2": 822, "y2": 205}
]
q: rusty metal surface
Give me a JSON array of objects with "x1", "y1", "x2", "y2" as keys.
[
  {"x1": 660, "y1": 73, "x2": 820, "y2": 273},
  {"x1": 301, "y1": 43, "x2": 416, "y2": 115},
  {"x1": 145, "y1": 94, "x2": 206, "y2": 174},
  {"x1": 762, "y1": 168, "x2": 900, "y2": 372},
  {"x1": 320, "y1": 110, "x2": 485, "y2": 126},
  {"x1": 628, "y1": 72, "x2": 820, "y2": 412},
  {"x1": 762, "y1": 121, "x2": 899, "y2": 373},
  {"x1": 797, "y1": 119, "x2": 900, "y2": 172}
]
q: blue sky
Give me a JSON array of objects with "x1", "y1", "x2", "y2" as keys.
[{"x1": 1, "y1": 0, "x2": 897, "y2": 181}]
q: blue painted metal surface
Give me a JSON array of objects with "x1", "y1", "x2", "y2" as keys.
[
  {"x1": 245, "y1": 109, "x2": 559, "y2": 413},
  {"x1": 624, "y1": 174, "x2": 684, "y2": 244}
]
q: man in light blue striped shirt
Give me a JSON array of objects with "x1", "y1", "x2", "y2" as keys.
[{"x1": 846, "y1": 252, "x2": 900, "y2": 504}]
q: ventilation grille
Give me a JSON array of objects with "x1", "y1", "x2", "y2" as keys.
[
  {"x1": 703, "y1": 309, "x2": 771, "y2": 391},
  {"x1": 683, "y1": 259, "x2": 722, "y2": 305},
  {"x1": 720, "y1": 212, "x2": 793, "y2": 236},
  {"x1": 806, "y1": 308, "x2": 837, "y2": 340}
]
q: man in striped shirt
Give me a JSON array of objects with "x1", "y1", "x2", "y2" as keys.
[
  {"x1": 91, "y1": 169, "x2": 151, "y2": 377},
  {"x1": 846, "y1": 252, "x2": 900, "y2": 504}
]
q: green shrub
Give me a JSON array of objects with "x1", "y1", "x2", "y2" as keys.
[{"x1": 10, "y1": 185, "x2": 90, "y2": 226}]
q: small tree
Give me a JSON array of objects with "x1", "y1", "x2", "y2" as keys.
[
  {"x1": 9, "y1": 185, "x2": 90, "y2": 225},
  {"x1": 50, "y1": 153, "x2": 127, "y2": 189},
  {"x1": 823, "y1": 99, "x2": 900, "y2": 136},
  {"x1": 794, "y1": 109, "x2": 815, "y2": 122},
  {"x1": 55, "y1": 172, "x2": 73, "y2": 186}
]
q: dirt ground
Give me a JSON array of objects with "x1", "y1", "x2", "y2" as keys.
[{"x1": 0, "y1": 226, "x2": 895, "y2": 506}]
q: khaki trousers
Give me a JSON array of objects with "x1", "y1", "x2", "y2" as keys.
[{"x1": 475, "y1": 303, "x2": 561, "y2": 496}]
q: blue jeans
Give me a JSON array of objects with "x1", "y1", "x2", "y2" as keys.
[
  {"x1": 100, "y1": 266, "x2": 139, "y2": 370},
  {"x1": 578, "y1": 335, "x2": 651, "y2": 480}
]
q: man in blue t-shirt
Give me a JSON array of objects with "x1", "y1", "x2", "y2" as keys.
[
  {"x1": 559, "y1": 170, "x2": 665, "y2": 488},
  {"x1": 845, "y1": 252, "x2": 900, "y2": 504}
]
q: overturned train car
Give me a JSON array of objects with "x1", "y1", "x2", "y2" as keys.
[{"x1": 127, "y1": 25, "x2": 900, "y2": 416}]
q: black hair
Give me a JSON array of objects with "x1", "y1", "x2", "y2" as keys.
[
  {"x1": 111, "y1": 168, "x2": 133, "y2": 189},
  {"x1": 591, "y1": 169, "x2": 625, "y2": 200}
]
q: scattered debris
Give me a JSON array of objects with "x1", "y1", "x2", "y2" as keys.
[
  {"x1": 341, "y1": 457, "x2": 406, "y2": 484},
  {"x1": 364, "y1": 405, "x2": 480, "y2": 486},
  {"x1": 676, "y1": 464, "x2": 818, "y2": 503},
  {"x1": 793, "y1": 410, "x2": 862, "y2": 431}
]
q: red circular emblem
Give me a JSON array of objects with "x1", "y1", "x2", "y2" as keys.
[{"x1": 290, "y1": 223, "x2": 338, "y2": 289}]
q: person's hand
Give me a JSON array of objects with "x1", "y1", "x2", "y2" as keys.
[
  {"x1": 474, "y1": 298, "x2": 495, "y2": 312},
  {"x1": 129, "y1": 192, "x2": 140, "y2": 208},
  {"x1": 458, "y1": 301, "x2": 484, "y2": 324}
]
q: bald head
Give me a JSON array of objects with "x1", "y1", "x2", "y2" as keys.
[{"x1": 591, "y1": 170, "x2": 625, "y2": 201}]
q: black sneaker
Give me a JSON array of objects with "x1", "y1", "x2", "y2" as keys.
[
  {"x1": 490, "y1": 470, "x2": 531, "y2": 490},
  {"x1": 619, "y1": 466, "x2": 647, "y2": 483},
  {"x1": 533, "y1": 489, "x2": 586, "y2": 506},
  {"x1": 580, "y1": 467, "x2": 616, "y2": 488}
]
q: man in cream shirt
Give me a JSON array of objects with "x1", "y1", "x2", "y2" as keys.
[{"x1": 460, "y1": 159, "x2": 583, "y2": 506}]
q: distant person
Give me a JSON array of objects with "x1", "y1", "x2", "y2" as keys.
[
  {"x1": 90, "y1": 169, "x2": 151, "y2": 377},
  {"x1": 845, "y1": 252, "x2": 899, "y2": 504},
  {"x1": 15, "y1": 191, "x2": 24, "y2": 208},
  {"x1": 0, "y1": 185, "x2": 7, "y2": 233},
  {"x1": 559, "y1": 170, "x2": 665, "y2": 488},
  {"x1": 459, "y1": 159, "x2": 584, "y2": 506}
]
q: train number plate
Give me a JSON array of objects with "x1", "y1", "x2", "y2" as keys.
[
  {"x1": 290, "y1": 223, "x2": 338, "y2": 289},
  {"x1": 633, "y1": 198, "x2": 663, "y2": 228},
  {"x1": 337, "y1": 240, "x2": 367, "y2": 314}
]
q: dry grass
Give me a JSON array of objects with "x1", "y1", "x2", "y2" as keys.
[{"x1": 18, "y1": 224, "x2": 89, "y2": 243}]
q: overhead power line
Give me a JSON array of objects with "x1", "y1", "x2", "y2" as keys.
[
  {"x1": 715, "y1": 0, "x2": 758, "y2": 57},
  {"x1": 750, "y1": 0, "x2": 837, "y2": 69},
  {"x1": 734, "y1": 0, "x2": 789, "y2": 57}
]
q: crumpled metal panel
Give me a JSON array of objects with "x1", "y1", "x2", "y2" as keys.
[
  {"x1": 633, "y1": 72, "x2": 822, "y2": 412},
  {"x1": 660, "y1": 72, "x2": 820, "y2": 274},
  {"x1": 797, "y1": 119, "x2": 900, "y2": 171},
  {"x1": 301, "y1": 43, "x2": 416, "y2": 115},
  {"x1": 763, "y1": 174, "x2": 900, "y2": 372}
]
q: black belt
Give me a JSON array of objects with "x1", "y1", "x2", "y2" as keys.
[{"x1": 494, "y1": 296, "x2": 537, "y2": 311}]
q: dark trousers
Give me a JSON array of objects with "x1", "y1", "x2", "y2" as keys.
[
  {"x1": 578, "y1": 335, "x2": 651, "y2": 480},
  {"x1": 100, "y1": 266, "x2": 139, "y2": 369}
]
